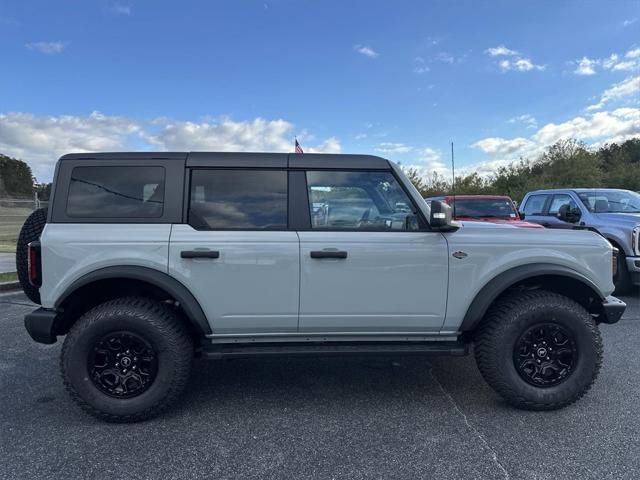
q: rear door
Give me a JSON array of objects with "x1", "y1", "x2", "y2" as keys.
[
  {"x1": 168, "y1": 163, "x2": 299, "y2": 335},
  {"x1": 297, "y1": 169, "x2": 448, "y2": 333}
]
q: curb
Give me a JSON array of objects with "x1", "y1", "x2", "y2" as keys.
[{"x1": 0, "y1": 281, "x2": 20, "y2": 292}]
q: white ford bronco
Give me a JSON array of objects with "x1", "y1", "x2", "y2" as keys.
[{"x1": 19, "y1": 152, "x2": 626, "y2": 422}]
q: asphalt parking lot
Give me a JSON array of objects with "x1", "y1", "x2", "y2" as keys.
[{"x1": 0, "y1": 290, "x2": 639, "y2": 480}]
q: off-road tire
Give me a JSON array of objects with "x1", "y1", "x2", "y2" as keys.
[
  {"x1": 61, "y1": 297, "x2": 193, "y2": 422},
  {"x1": 15, "y1": 207, "x2": 47, "y2": 304},
  {"x1": 613, "y1": 249, "x2": 632, "y2": 295},
  {"x1": 474, "y1": 290, "x2": 603, "y2": 410}
]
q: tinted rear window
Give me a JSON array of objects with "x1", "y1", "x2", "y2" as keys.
[
  {"x1": 189, "y1": 169, "x2": 287, "y2": 230},
  {"x1": 67, "y1": 166, "x2": 165, "y2": 218}
]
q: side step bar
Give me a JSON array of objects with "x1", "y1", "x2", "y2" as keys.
[{"x1": 200, "y1": 341, "x2": 468, "y2": 360}]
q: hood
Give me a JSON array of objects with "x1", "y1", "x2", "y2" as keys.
[
  {"x1": 456, "y1": 217, "x2": 544, "y2": 228},
  {"x1": 593, "y1": 212, "x2": 640, "y2": 227}
]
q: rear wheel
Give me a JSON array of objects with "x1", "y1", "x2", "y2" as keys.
[
  {"x1": 15, "y1": 208, "x2": 47, "y2": 304},
  {"x1": 474, "y1": 290, "x2": 602, "y2": 410},
  {"x1": 61, "y1": 297, "x2": 193, "y2": 422}
]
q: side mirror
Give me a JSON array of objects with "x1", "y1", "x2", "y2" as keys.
[
  {"x1": 430, "y1": 200, "x2": 459, "y2": 231},
  {"x1": 558, "y1": 204, "x2": 581, "y2": 223},
  {"x1": 518, "y1": 211, "x2": 526, "y2": 220}
]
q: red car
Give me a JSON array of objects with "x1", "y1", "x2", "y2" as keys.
[{"x1": 425, "y1": 195, "x2": 544, "y2": 228}]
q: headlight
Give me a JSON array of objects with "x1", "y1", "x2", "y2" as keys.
[{"x1": 633, "y1": 226, "x2": 640, "y2": 256}]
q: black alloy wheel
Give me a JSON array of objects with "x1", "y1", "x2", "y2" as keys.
[
  {"x1": 513, "y1": 323, "x2": 577, "y2": 387},
  {"x1": 89, "y1": 331, "x2": 158, "y2": 398}
]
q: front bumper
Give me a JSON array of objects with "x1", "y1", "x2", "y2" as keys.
[
  {"x1": 24, "y1": 308, "x2": 58, "y2": 344},
  {"x1": 599, "y1": 296, "x2": 626, "y2": 324}
]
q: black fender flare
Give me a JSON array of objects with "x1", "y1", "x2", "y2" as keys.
[
  {"x1": 55, "y1": 266, "x2": 211, "y2": 336},
  {"x1": 460, "y1": 263, "x2": 604, "y2": 332}
]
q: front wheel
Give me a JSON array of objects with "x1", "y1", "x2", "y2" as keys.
[
  {"x1": 61, "y1": 297, "x2": 194, "y2": 422},
  {"x1": 474, "y1": 290, "x2": 602, "y2": 410}
]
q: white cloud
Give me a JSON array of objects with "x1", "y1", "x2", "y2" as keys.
[
  {"x1": 413, "y1": 57, "x2": 430, "y2": 74},
  {"x1": 485, "y1": 45, "x2": 519, "y2": 57},
  {"x1": 354, "y1": 45, "x2": 378, "y2": 58},
  {"x1": 434, "y1": 52, "x2": 467, "y2": 64},
  {"x1": 0, "y1": 111, "x2": 139, "y2": 180},
  {"x1": 25, "y1": 41, "x2": 67, "y2": 54},
  {"x1": 485, "y1": 45, "x2": 544, "y2": 72},
  {"x1": 472, "y1": 137, "x2": 536, "y2": 156},
  {"x1": 499, "y1": 57, "x2": 545, "y2": 72},
  {"x1": 435, "y1": 52, "x2": 455, "y2": 64},
  {"x1": 405, "y1": 148, "x2": 514, "y2": 180},
  {"x1": 572, "y1": 48, "x2": 640, "y2": 75},
  {"x1": 574, "y1": 57, "x2": 598, "y2": 75},
  {"x1": 627, "y1": 48, "x2": 640, "y2": 59},
  {"x1": 471, "y1": 108, "x2": 640, "y2": 168},
  {"x1": 374, "y1": 142, "x2": 413, "y2": 154},
  {"x1": 108, "y1": 2, "x2": 132, "y2": 15},
  {"x1": 587, "y1": 75, "x2": 640, "y2": 110},
  {"x1": 305, "y1": 137, "x2": 341, "y2": 154},
  {"x1": 508, "y1": 114, "x2": 538, "y2": 129},
  {"x1": 0, "y1": 113, "x2": 341, "y2": 181},
  {"x1": 142, "y1": 117, "x2": 294, "y2": 151},
  {"x1": 534, "y1": 108, "x2": 640, "y2": 145},
  {"x1": 622, "y1": 18, "x2": 638, "y2": 27}
]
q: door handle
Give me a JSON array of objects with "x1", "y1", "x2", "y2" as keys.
[
  {"x1": 181, "y1": 250, "x2": 220, "y2": 259},
  {"x1": 310, "y1": 250, "x2": 348, "y2": 259}
]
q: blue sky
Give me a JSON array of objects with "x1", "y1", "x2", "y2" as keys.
[{"x1": 1, "y1": 0, "x2": 639, "y2": 181}]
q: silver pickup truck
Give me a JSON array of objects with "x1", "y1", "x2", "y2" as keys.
[
  {"x1": 18, "y1": 152, "x2": 625, "y2": 422},
  {"x1": 520, "y1": 188, "x2": 640, "y2": 292}
]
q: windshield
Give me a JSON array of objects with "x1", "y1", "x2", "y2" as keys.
[
  {"x1": 450, "y1": 198, "x2": 517, "y2": 219},
  {"x1": 577, "y1": 190, "x2": 640, "y2": 213}
]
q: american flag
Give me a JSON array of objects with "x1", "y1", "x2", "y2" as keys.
[{"x1": 295, "y1": 138, "x2": 304, "y2": 154}]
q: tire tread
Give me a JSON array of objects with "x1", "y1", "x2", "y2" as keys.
[
  {"x1": 474, "y1": 290, "x2": 603, "y2": 411},
  {"x1": 60, "y1": 297, "x2": 193, "y2": 422}
]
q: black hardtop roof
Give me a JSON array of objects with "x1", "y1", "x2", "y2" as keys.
[{"x1": 59, "y1": 152, "x2": 391, "y2": 169}]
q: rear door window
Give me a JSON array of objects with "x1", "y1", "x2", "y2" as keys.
[
  {"x1": 67, "y1": 166, "x2": 165, "y2": 218},
  {"x1": 188, "y1": 169, "x2": 287, "y2": 230}
]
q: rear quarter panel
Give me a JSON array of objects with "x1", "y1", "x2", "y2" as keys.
[{"x1": 39, "y1": 224, "x2": 171, "y2": 308}]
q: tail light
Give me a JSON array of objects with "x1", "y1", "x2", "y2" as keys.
[
  {"x1": 612, "y1": 247, "x2": 618, "y2": 277},
  {"x1": 27, "y1": 241, "x2": 42, "y2": 287}
]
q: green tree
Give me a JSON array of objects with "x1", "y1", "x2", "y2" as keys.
[{"x1": 0, "y1": 154, "x2": 34, "y2": 197}]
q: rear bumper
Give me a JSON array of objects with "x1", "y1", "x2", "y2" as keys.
[
  {"x1": 599, "y1": 296, "x2": 626, "y2": 324},
  {"x1": 24, "y1": 308, "x2": 58, "y2": 344}
]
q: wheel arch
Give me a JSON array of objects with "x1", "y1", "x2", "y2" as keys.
[
  {"x1": 54, "y1": 266, "x2": 211, "y2": 337},
  {"x1": 460, "y1": 263, "x2": 605, "y2": 333}
]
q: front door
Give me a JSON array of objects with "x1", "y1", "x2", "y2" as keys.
[
  {"x1": 298, "y1": 170, "x2": 449, "y2": 333},
  {"x1": 169, "y1": 168, "x2": 299, "y2": 335}
]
